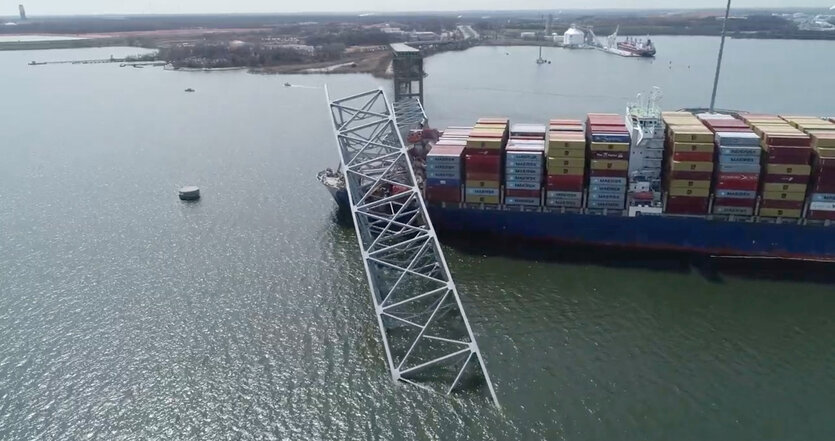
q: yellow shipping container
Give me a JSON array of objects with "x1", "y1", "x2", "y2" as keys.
[
  {"x1": 816, "y1": 147, "x2": 835, "y2": 158},
  {"x1": 589, "y1": 142, "x2": 630, "y2": 152},
  {"x1": 547, "y1": 166, "x2": 585, "y2": 176},
  {"x1": 670, "y1": 161, "x2": 714, "y2": 172},
  {"x1": 762, "y1": 191, "x2": 806, "y2": 202},
  {"x1": 664, "y1": 118, "x2": 701, "y2": 127},
  {"x1": 763, "y1": 183, "x2": 808, "y2": 193},
  {"x1": 466, "y1": 138, "x2": 504, "y2": 150},
  {"x1": 759, "y1": 208, "x2": 802, "y2": 218},
  {"x1": 547, "y1": 157, "x2": 585, "y2": 169},
  {"x1": 669, "y1": 128, "x2": 714, "y2": 143},
  {"x1": 765, "y1": 164, "x2": 811, "y2": 176},
  {"x1": 669, "y1": 187, "x2": 710, "y2": 197},
  {"x1": 465, "y1": 195, "x2": 501, "y2": 204},
  {"x1": 671, "y1": 142, "x2": 715, "y2": 153},
  {"x1": 669, "y1": 179, "x2": 711, "y2": 189},
  {"x1": 465, "y1": 180, "x2": 501, "y2": 188},
  {"x1": 548, "y1": 139, "x2": 586, "y2": 150},
  {"x1": 662, "y1": 111, "x2": 695, "y2": 118},
  {"x1": 547, "y1": 148, "x2": 586, "y2": 159},
  {"x1": 590, "y1": 160, "x2": 629, "y2": 171},
  {"x1": 811, "y1": 132, "x2": 835, "y2": 148}
]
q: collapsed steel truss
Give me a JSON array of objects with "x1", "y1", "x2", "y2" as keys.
[{"x1": 327, "y1": 88, "x2": 499, "y2": 406}]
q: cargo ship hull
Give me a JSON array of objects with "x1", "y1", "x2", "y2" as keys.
[
  {"x1": 427, "y1": 205, "x2": 835, "y2": 261},
  {"x1": 323, "y1": 185, "x2": 835, "y2": 261}
]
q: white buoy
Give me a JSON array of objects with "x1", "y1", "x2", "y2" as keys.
[{"x1": 179, "y1": 186, "x2": 200, "y2": 201}]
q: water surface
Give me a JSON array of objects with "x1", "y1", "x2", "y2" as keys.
[{"x1": 2, "y1": 38, "x2": 835, "y2": 440}]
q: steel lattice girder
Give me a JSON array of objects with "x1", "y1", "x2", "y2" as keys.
[{"x1": 326, "y1": 87, "x2": 499, "y2": 406}]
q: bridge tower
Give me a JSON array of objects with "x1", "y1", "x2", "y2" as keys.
[{"x1": 391, "y1": 43, "x2": 424, "y2": 105}]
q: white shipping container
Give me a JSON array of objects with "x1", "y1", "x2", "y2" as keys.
[{"x1": 810, "y1": 202, "x2": 835, "y2": 212}]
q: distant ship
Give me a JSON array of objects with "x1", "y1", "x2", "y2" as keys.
[{"x1": 618, "y1": 36, "x2": 656, "y2": 57}]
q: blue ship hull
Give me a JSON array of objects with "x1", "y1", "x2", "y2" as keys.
[
  {"x1": 327, "y1": 187, "x2": 835, "y2": 261},
  {"x1": 426, "y1": 206, "x2": 835, "y2": 261}
]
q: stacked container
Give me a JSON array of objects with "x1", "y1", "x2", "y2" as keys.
[
  {"x1": 545, "y1": 119, "x2": 586, "y2": 208},
  {"x1": 464, "y1": 118, "x2": 508, "y2": 205},
  {"x1": 425, "y1": 128, "x2": 470, "y2": 204},
  {"x1": 697, "y1": 114, "x2": 762, "y2": 216},
  {"x1": 505, "y1": 124, "x2": 546, "y2": 206},
  {"x1": 743, "y1": 115, "x2": 812, "y2": 219},
  {"x1": 586, "y1": 114, "x2": 630, "y2": 211},
  {"x1": 711, "y1": 130, "x2": 762, "y2": 215},
  {"x1": 661, "y1": 112, "x2": 715, "y2": 215},
  {"x1": 786, "y1": 118, "x2": 835, "y2": 220}
]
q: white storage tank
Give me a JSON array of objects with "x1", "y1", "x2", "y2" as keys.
[{"x1": 563, "y1": 26, "x2": 585, "y2": 47}]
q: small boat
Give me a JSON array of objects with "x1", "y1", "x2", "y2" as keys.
[
  {"x1": 184, "y1": 88, "x2": 195, "y2": 93},
  {"x1": 284, "y1": 82, "x2": 292, "y2": 87}
]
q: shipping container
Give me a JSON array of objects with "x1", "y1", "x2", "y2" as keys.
[
  {"x1": 759, "y1": 208, "x2": 802, "y2": 218},
  {"x1": 589, "y1": 142, "x2": 630, "y2": 152},
  {"x1": 590, "y1": 159, "x2": 629, "y2": 171},
  {"x1": 714, "y1": 198, "x2": 756, "y2": 208},
  {"x1": 547, "y1": 174, "x2": 585, "y2": 190},
  {"x1": 505, "y1": 196, "x2": 540, "y2": 206},
  {"x1": 670, "y1": 170, "x2": 714, "y2": 180},
  {"x1": 716, "y1": 189, "x2": 757, "y2": 199},
  {"x1": 762, "y1": 191, "x2": 806, "y2": 201},
  {"x1": 506, "y1": 189, "x2": 541, "y2": 198},
  {"x1": 547, "y1": 166, "x2": 585, "y2": 176},
  {"x1": 761, "y1": 199, "x2": 804, "y2": 210},
  {"x1": 589, "y1": 169, "x2": 628, "y2": 178},
  {"x1": 714, "y1": 206, "x2": 755, "y2": 216},
  {"x1": 669, "y1": 187, "x2": 710, "y2": 197},
  {"x1": 765, "y1": 164, "x2": 812, "y2": 176},
  {"x1": 811, "y1": 193, "x2": 835, "y2": 203},
  {"x1": 763, "y1": 173, "x2": 810, "y2": 185},
  {"x1": 548, "y1": 148, "x2": 586, "y2": 158},
  {"x1": 425, "y1": 186, "x2": 461, "y2": 203},
  {"x1": 670, "y1": 161, "x2": 714, "y2": 173},
  {"x1": 670, "y1": 142, "x2": 715, "y2": 153},
  {"x1": 762, "y1": 183, "x2": 807, "y2": 193}
]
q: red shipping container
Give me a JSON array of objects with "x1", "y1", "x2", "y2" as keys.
[
  {"x1": 590, "y1": 125, "x2": 628, "y2": 133},
  {"x1": 762, "y1": 173, "x2": 810, "y2": 185},
  {"x1": 464, "y1": 148, "x2": 503, "y2": 156},
  {"x1": 506, "y1": 189, "x2": 541, "y2": 198},
  {"x1": 546, "y1": 174, "x2": 585, "y2": 192},
  {"x1": 766, "y1": 146, "x2": 812, "y2": 165},
  {"x1": 465, "y1": 154, "x2": 501, "y2": 173},
  {"x1": 714, "y1": 197, "x2": 756, "y2": 208},
  {"x1": 589, "y1": 169, "x2": 628, "y2": 178},
  {"x1": 715, "y1": 173, "x2": 760, "y2": 191},
  {"x1": 465, "y1": 172, "x2": 501, "y2": 181},
  {"x1": 761, "y1": 199, "x2": 804, "y2": 210},
  {"x1": 670, "y1": 170, "x2": 713, "y2": 180},
  {"x1": 425, "y1": 186, "x2": 461, "y2": 203},
  {"x1": 816, "y1": 156, "x2": 835, "y2": 170},
  {"x1": 673, "y1": 151, "x2": 714, "y2": 162},
  {"x1": 666, "y1": 196, "x2": 709, "y2": 214},
  {"x1": 813, "y1": 181, "x2": 835, "y2": 193},
  {"x1": 764, "y1": 133, "x2": 811, "y2": 147},
  {"x1": 808, "y1": 210, "x2": 835, "y2": 221},
  {"x1": 590, "y1": 151, "x2": 628, "y2": 160},
  {"x1": 550, "y1": 119, "x2": 584, "y2": 126}
]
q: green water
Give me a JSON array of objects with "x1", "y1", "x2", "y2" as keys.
[{"x1": 1, "y1": 37, "x2": 834, "y2": 440}]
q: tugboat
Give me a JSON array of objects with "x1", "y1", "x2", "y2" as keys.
[
  {"x1": 284, "y1": 82, "x2": 292, "y2": 87},
  {"x1": 184, "y1": 88, "x2": 195, "y2": 93}
]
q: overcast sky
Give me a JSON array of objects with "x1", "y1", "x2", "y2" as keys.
[{"x1": 12, "y1": 1, "x2": 835, "y2": 16}]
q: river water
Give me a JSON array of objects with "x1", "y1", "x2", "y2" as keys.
[{"x1": 1, "y1": 37, "x2": 834, "y2": 440}]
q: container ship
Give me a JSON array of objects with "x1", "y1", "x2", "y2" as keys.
[{"x1": 320, "y1": 94, "x2": 835, "y2": 261}]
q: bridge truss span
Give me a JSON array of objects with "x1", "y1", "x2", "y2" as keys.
[{"x1": 326, "y1": 87, "x2": 499, "y2": 407}]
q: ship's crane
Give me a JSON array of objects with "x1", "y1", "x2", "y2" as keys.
[{"x1": 326, "y1": 87, "x2": 499, "y2": 407}]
